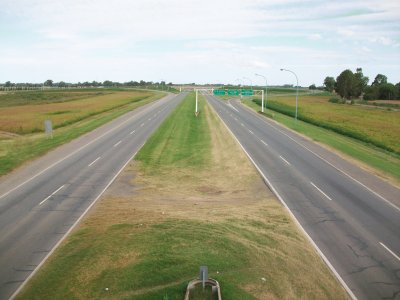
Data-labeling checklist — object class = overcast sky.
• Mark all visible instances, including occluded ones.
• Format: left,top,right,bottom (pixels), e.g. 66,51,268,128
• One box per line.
1,0,399,86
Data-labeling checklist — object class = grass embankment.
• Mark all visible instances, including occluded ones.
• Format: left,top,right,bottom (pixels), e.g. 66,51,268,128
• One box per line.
0,90,164,175
243,97,400,182
18,93,348,299
252,95,400,155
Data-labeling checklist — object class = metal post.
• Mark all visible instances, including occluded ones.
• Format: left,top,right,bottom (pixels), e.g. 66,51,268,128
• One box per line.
261,89,264,113
280,68,299,121
195,89,198,115
255,73,268,113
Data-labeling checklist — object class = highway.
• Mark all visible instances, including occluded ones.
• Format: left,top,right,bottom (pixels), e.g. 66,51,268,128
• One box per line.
0,92,185,299
206,95,400,300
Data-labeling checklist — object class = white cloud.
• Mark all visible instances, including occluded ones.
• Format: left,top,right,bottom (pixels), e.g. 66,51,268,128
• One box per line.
0,0,399,84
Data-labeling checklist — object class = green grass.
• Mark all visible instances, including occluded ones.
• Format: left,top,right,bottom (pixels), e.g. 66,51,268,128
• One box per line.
0,92,164,176
18,93,348,300
252,95,400,154
136,92,211,172
244,99,400,181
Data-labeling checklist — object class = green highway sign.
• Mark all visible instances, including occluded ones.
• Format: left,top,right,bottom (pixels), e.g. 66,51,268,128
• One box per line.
213,89,226,95
241,89,253,96
228,89,240,95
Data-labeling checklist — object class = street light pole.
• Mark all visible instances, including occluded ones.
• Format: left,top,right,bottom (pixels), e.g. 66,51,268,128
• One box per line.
255,73,268,113
280,68,299,121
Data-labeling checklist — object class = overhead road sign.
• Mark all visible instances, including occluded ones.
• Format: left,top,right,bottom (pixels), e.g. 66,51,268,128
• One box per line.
241,89,253,96
213,89,226,95
228,90,240,95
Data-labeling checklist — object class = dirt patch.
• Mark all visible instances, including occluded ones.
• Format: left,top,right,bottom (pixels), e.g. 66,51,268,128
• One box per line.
86,100,276,227
0,130,21,138
368,100,400,104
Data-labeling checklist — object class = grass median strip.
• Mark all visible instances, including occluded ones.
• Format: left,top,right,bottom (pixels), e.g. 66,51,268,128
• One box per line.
18,92,348,299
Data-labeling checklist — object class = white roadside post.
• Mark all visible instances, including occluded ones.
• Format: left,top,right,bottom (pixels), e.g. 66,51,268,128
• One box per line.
195,89,198,115
261,89,264,113
255,73,268,113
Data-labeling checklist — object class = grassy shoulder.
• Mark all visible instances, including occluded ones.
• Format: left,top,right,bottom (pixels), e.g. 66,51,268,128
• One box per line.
0,91,165,176
18,92,348,299
242,98,400,183
252,95,400,155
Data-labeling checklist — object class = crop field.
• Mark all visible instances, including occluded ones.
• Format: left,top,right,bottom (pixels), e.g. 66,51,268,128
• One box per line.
0,89,112,107
0,89,162,175
253,95,400,154
0,90,151,134
18,93,347,299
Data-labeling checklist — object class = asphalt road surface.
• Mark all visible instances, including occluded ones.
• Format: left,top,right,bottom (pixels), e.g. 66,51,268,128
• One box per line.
206,95,400,300
0,92,186,299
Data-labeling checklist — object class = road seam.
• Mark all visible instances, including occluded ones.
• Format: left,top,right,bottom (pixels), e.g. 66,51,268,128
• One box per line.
207,96,357,300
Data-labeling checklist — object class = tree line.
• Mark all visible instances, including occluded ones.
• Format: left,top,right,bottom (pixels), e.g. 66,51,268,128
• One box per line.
1,80,173,89
323,68,400,100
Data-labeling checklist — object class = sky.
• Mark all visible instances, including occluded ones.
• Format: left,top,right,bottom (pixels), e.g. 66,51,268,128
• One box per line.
1,0,399,86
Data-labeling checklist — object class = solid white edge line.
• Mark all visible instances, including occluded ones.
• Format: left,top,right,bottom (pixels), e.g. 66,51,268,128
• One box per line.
0,94,174,201
39,185,65,206
10,144,146,300
207,96,357,300
310,182,332,201
237,100,400,213
113,140,122,147
279,155,291,166
88,157,101,167
9,92,185,299
379,242,400,261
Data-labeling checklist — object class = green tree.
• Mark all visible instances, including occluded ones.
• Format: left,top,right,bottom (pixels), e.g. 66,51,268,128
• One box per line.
323,76,336,92
378,83,396,100
103,80,113,87
353,68,368,98
309,84,317,90
5,81,12,87
372,74,388,86
58,81,66,88
336,70,354,99
44,79,53,86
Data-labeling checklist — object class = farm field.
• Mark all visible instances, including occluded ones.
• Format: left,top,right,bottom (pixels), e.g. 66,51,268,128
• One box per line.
18,93,348,299
0,90,151,134
242,96,400,182
0,89,163,175
253,94,400,155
